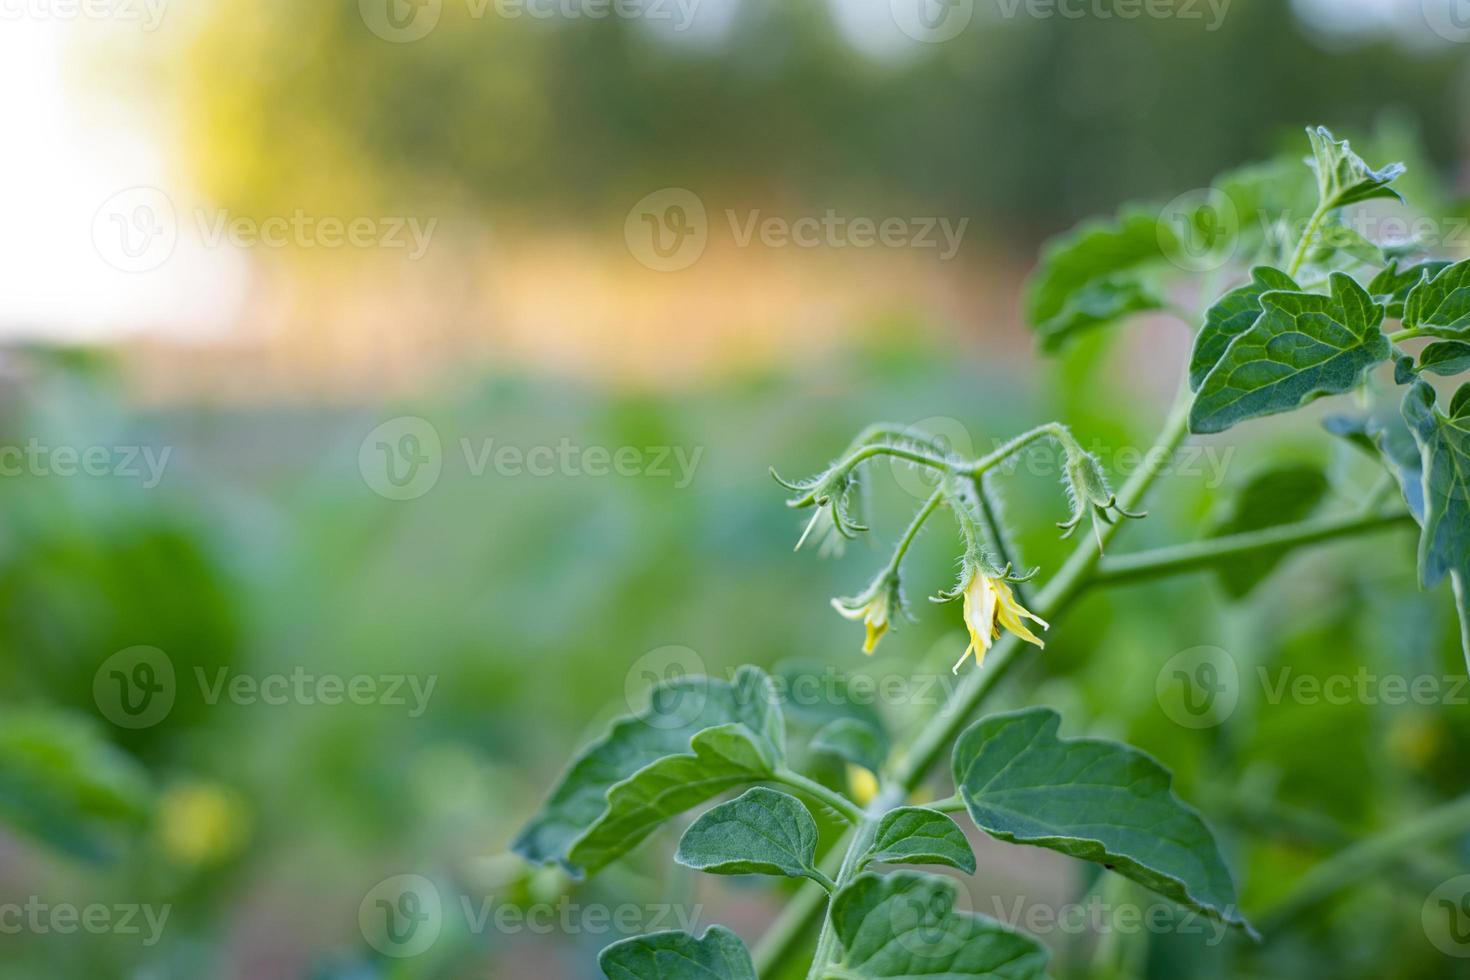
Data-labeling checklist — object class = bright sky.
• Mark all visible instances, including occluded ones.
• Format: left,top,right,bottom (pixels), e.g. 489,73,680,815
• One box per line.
0,0,1441,344
0,16,246,343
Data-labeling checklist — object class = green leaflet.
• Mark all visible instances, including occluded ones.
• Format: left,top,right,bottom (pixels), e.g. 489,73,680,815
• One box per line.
513,666,784,875
1401,381,1470,671
1370,260,1451,320
0,710,150,863
1306,126,1405,210
1419,341,1470,377
951,708,1252,935
568,720,784,875
1188,267,1300,391
1205,464,1330,598
1323,413,1425,522
827,872,1048,980
1023,210,1169,351
811,718,889,775
1190,273,1390,435
858,807,976,874
1403,258,1470,334
599,925,757,980
675,787,828,886
1401,381,1470,590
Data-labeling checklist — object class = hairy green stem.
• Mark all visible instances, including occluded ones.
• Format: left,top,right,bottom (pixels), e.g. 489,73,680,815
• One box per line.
884,489,943,576
1089,508,1414,588
1287,203,1330,278
1258,793,1470,934
969,422,1074,477
803,784,904,979
775,768,866,825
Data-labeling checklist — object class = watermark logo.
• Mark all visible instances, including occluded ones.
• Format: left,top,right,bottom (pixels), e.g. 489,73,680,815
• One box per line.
624,645,709,729
1424,875,1470,957
360,0,442,41
1158,187,1240,273
92,187,177,274
888,416,973,503
93,646,176,730
891,0,974,43
625,188,708,272
360,875,443,958
360,417,444,500
1156,646,1238,729
1423,0,1470,43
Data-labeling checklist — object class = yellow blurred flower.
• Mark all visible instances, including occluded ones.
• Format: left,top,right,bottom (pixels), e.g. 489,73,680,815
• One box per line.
156,781,250,867
846,764,879,807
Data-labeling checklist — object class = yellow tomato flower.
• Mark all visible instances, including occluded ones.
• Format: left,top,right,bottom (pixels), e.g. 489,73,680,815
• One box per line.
832,589,891,655
953,569,1048,672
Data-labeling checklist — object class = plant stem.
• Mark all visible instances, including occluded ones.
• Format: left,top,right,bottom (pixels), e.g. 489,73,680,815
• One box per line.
883,489,943,576
1257,793,1470,935
969,422,1071,477
1088,508,1414,588
775,768,866,824
922,794,966,813
1287,203,1329,278
1387,327,1455,344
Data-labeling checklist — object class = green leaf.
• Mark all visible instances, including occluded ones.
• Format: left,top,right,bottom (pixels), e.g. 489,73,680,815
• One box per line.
675,787,827,886
858,807,976,873
1190,272,1390,435
599,925,757,980
952,708,1252,935
827,871,1048,980
0,711,150,863
1324,413,1425,522
1188,267,1300,391
513,666,784,875
811,718,889,775
1023,210,1170,351
1403,258,1470,334
1306,126,1405,210
1370,260,1451,320
1401,381,1470,589
568,717,785,876
1205,464,1330,597
1419,341,1470,377
1402,381,1470,671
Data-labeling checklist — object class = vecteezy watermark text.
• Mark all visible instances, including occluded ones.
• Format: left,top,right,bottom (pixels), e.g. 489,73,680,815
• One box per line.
624,189,970,271
0,898,170,947
92,187,437,273
0,0,167,29
0,440,171,487
359,874,702,958
358,417,705,500
93,646,436,729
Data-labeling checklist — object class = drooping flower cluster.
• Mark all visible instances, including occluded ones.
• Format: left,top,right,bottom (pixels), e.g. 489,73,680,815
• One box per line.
777,421,1143,667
